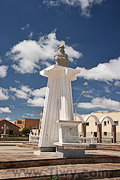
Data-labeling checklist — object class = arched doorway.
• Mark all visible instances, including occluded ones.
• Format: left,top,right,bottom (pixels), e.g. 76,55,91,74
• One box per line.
9,130,13,135
100,116,116,143
84,115,101,143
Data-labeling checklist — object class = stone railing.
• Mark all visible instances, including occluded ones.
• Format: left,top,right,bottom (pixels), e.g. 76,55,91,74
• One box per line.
102,136,113,143
29,134,39,143
79,136,98,144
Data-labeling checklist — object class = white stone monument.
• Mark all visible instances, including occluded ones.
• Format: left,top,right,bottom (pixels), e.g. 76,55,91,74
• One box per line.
1,124,9,139
38,45,89,157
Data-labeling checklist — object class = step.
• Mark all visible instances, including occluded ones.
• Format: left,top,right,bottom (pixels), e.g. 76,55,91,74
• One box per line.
16,142,39,150
0,163,120,179
17,142,97,151
96,144,120,151
1,156,120,169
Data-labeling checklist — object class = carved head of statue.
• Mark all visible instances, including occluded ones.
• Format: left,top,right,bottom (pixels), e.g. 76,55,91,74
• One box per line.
58,44,65,53
54,44,69,67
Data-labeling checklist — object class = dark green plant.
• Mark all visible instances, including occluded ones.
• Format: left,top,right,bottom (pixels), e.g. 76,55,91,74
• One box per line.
22,127,30,136
51,175,59,180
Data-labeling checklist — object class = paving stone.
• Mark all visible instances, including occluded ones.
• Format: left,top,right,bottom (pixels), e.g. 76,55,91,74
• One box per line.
0,163,120,179
0,143,120,179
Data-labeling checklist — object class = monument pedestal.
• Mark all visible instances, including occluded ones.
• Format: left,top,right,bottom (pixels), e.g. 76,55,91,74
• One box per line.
54,120,88,158
56,120,81,143
40,147,56,152
54,142,86,158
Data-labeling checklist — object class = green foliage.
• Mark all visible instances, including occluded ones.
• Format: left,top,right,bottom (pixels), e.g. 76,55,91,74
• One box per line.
51,175,59,180
22,127,30,136
8,136,28,139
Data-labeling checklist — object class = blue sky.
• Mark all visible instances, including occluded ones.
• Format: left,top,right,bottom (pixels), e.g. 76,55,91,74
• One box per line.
0,0,120,121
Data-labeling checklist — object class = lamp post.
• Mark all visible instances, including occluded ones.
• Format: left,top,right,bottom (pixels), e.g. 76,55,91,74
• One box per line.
75,91,86,120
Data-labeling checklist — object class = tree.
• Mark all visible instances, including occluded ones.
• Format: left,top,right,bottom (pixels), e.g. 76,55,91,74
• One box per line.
22,127,30,136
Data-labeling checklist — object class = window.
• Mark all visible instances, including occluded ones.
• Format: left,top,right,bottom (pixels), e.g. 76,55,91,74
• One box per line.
108,121,109,124
104,121,106,126
22,121,24,124
15,122,16,124
94,132,97,137
18,121,22,124
114,121,119,126
95,122,97,126
104,132,107,136
86,122,89,126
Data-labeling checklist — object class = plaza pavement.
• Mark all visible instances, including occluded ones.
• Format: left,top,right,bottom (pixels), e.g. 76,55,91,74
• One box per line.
0,143,120,162
0,143,120,179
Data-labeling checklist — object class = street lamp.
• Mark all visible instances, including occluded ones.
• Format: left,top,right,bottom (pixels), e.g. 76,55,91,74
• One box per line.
75,91,86,120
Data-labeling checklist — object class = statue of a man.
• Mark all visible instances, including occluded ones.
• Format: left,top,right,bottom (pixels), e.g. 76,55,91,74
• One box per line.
54,45,69,67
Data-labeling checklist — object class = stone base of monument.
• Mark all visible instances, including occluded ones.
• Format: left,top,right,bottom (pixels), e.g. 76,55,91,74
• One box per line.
54,120,89,158
40,147,56,152
1,134,9,139
56,120,81,143
34,151,55,156
54,142,87,158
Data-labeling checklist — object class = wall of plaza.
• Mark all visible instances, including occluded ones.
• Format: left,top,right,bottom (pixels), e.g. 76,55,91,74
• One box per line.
75,111,120,142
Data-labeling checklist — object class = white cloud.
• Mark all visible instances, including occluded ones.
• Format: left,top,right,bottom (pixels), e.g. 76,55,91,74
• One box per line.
7,31,82,74
78,97,120,111
105,81,112,86
116,91,120,95
27,97,45,107
65,46,81,62
114,81,120,87
23,113,34,117
77,57,120,82
83,82,88,86
104,86,110,93
5,117,11,121
10,87,28,99
43,0,60,7
0,58,2,64
15,80,20,84
84,89,94,98
27,87,46,107
28,32,33,38
0,65,8,78
43,0,104,17
0,88,9,101
21,85,31,93
0,107,11,113
10,85,46,107
21,24,30,30
31,87,46,97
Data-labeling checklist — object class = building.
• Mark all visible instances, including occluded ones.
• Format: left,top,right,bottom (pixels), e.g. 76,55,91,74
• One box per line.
40,109,43,129
0,119,20,136
14,118,40,132
76,111,120,143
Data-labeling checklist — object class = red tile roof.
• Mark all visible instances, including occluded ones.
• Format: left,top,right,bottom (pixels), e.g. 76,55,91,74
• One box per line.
0,119,20,128
0,119,5,121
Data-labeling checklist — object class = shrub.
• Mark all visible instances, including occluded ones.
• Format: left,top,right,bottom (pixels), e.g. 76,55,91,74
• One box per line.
22,127,30,136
